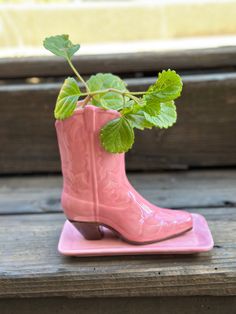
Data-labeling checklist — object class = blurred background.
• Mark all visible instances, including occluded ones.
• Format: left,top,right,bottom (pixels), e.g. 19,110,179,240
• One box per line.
1,0,236,57
1,0,236,174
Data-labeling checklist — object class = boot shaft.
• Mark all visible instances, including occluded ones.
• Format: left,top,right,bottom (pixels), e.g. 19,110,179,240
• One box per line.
55,104,126,203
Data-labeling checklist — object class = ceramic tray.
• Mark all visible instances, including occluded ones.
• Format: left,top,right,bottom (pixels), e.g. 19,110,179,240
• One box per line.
58,213,214,257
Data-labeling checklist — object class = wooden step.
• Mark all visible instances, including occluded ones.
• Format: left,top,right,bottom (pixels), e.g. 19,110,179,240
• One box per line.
0,169,236,314
1,49,236,174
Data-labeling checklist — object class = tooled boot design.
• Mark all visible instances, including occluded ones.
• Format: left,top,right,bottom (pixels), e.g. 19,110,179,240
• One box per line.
56,104,193,244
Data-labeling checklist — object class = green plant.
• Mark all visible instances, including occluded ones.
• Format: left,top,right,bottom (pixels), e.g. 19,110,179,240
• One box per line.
43,34,183,153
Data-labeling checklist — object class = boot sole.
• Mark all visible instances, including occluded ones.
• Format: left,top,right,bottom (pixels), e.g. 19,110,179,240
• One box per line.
70,220,193,246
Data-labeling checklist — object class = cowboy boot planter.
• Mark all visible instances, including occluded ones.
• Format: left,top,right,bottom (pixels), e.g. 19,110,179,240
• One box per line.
44,35,213,254
56,104,193,245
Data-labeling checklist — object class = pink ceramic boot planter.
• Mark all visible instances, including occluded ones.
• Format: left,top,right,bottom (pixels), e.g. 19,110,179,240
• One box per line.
44,35,213,252
56,104,193,245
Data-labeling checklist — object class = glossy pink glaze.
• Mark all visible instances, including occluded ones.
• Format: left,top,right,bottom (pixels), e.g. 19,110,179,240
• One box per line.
58,214,214,256
56,104,193,244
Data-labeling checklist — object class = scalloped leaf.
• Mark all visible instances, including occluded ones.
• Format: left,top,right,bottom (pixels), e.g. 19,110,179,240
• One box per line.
146,69,183,102
87,73,127,110
144,101,177,129
125,111,153,130
43,34,80,59
100,117,134,153
54,77,81,120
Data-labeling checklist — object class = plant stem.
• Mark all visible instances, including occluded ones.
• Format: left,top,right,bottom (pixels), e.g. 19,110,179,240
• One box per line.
67,58,90,92
127,91,146,96
128,94,141,103
80,88,146,98
82,95,91,107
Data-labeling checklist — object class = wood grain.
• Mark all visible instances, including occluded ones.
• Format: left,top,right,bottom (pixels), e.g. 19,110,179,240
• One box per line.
0,208,235,298
0,170,236,299
1,72,236,173
1,46,236,79
1,296,236,314
0,170,236,215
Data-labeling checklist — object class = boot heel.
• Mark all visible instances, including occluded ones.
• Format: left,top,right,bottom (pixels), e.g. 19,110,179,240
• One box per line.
70,221,103,240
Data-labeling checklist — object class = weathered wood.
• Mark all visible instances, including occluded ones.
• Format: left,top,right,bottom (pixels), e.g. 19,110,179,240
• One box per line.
1,46,236,79
0,208,235,298
1,296,236,314
1,170,236,215
0,170,235,302
1,72,236,173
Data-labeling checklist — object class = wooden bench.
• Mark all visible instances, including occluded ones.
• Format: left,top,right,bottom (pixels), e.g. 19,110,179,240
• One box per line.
1,47,236,313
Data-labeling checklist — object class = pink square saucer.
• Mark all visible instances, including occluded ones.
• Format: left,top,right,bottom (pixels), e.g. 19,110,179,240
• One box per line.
58,213,214,256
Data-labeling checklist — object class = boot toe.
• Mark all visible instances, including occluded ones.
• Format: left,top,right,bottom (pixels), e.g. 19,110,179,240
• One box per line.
172,209,193,234
143,208,193,243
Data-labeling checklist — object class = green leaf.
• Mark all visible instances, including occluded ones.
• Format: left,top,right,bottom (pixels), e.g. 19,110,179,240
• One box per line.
121,102,140,115
43,34,80,60
125,111,153,130
100,117,134,153
123,99,135,109
54,77,81,120
121,96,146,115
143,101,177,129
87,73,127,110
146,69,183,102
142,98,161,116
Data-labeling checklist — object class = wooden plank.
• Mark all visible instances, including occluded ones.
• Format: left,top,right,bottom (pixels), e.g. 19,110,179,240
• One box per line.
129,72,236,170
1,72,236,173
0,208,236,298
1,170,236,215
1,46,236,79
1,296,236,314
